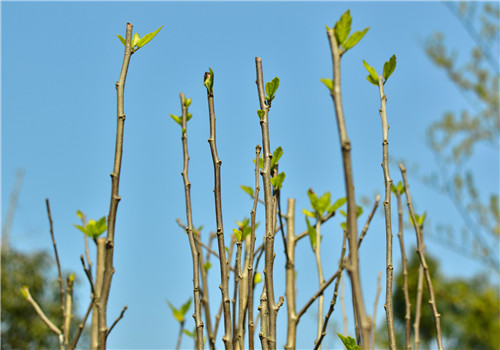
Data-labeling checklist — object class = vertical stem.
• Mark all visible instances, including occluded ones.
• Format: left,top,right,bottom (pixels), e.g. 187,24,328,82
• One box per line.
204,70,233,350
284,198,297,350
197,242,215,350
314,220,325,350
258,287,269,350
255,57,277,349
99,22,133,349
400,164,443,350
396,189,412,350
248,145,261,350
63,275,75,349
91,238,105,350
377,77,397,350
326,28,371,347
371,271,382,350
414,263,424,350
179,92,204,349
340,275,348,337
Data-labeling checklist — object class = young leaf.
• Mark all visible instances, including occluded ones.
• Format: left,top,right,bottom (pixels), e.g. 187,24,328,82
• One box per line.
306,217,317,249
233,229,243,241
131,32,140,48
363,60,379,85
271,146,284,170
316,191,331,215
383,54,397,82
252,157,264,170
320,78,334,91
334,10,352,46
265,77,280,104
343,27,369,51
73,224,86,235
180,298,192,315
328,197,347,213
204,261,212,272
337,333,362,350
184,98,192,107
76,210,84,220
183,329,195,338
204,67,214,93
116,34,126,46
240,185,254,197
186,113,193,121
302,209,315,218
257,109,265,119
167,300,190,323
136,25,164,49
271,172,286,191
357,205,364,218
170,114,182,125
254,272,263,284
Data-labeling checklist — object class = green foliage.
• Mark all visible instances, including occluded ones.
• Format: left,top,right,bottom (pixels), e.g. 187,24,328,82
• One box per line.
305,217,318,249
320,78,333,91
203,261,212,272
117,25,163,52
240,185,254,197
265,77,280,105
1,247,88,349
303,188,346,222
271,146,283,170
204,67,214,93
271,172,286,191
166,298,192,323
337,333,362,350
409,211,426,228
73,211,107,239
254,272,263,284
234,217,258,241
257,109,265,119
391,181,405,195
363,55,397,86
332,10,369,54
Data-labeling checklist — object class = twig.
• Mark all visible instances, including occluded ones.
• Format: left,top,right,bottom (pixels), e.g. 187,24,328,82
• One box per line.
296,211,336,243
106,305,128,339
258,288,269,350
80,255,95,295
204,68,233,350
326,27,371,347
313,228,348,350
357,194,381,248
248,145,261,350
284,198,297,350
395,187,412,350
371,271,383,350
400,164,443,350
178,92,204,349
63,274,75,349
22,287,64,350
176,218,219,259
414,261,424,350
45,198,66,326
70,297,94,350
340,274,348,337
99,22,134,349
255,57,278,349
313,219,326,350
175,321,185,350
92,238,105,350
377,76,397,350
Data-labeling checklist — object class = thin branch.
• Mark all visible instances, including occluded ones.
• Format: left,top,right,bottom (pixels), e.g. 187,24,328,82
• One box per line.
340,275,348,337
296,211,336,243
63,275,75,349
178,92,204,349
106,305,128,339
255,57,278,349
248,145,261,350
400,164,443,350
80,255,95,295
371,271,383,350
377,76,397,350
258,288,269,350
284,198,297,350
45,198,66,325
396,188,412,350
70,297,94,350
414,262,424,350
176,218,220,259
313,219,325,350
92,238,105,350
99,22,134,349
204,68,233,350
313,228,348,350
326,27,371,347
175,321,185,350
358,194,381,248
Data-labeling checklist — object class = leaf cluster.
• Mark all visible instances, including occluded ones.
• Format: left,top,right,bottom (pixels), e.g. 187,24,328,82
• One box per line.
337,333,362,350
204,67,214,94
117,25,163,53
363,54,397,86
233,217,259,242
73,210,107,239
166,298,192,324
330,10,369,55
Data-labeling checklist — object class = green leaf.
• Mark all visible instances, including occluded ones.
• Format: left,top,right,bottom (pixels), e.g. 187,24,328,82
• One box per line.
306,217,317,249
320,78,333,91
417,211,427,226
328,197,347,213
252,157,264,170
254,272,263,284
265,77,280,104
343,27,369,51
180,298,192,315
339,210,347,217
73,224,86,235
383,54,397,82
317,191,331,215
183,329,195,338
271,146,284,170
357,205,363,218
184,98,192,107
204,67,214,93
391,181,404,195
337,333,362,350
167,299,191,323
233,229,243,241
340,222,347,230
116,34,126,46
20,286,29,298
186,113,193,121
271,172,286,191
131,32,140,47
257,109,265,119
363,60,379,85
302,209,315,218
170,114,182,125
240,185,254,197
334,10,352,46
76,210,84,220
307,189,319,212
204,261,212,272
136,25,164,48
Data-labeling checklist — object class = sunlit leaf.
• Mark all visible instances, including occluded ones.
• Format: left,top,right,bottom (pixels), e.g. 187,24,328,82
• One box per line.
184,98,192,107
170,114,182,125
302,209,315,218
254,272,263,284
241,185,254,197
328,197,347,213
233,229,243,241
334,10,352,46
131,33,140,48
271,172,286,191
116,34,126,46
383,54,397,82
271,146,284,170
306,217,317,249
265,77,280,104
343,27,369,51
320,78,333,90
257,109,265,119
363,60,379,85
136,25,164,49
337,333,362,350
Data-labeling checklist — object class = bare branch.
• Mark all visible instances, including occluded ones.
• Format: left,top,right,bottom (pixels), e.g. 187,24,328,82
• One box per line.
371,271,383,350
106,305,128,339
358,194,381,248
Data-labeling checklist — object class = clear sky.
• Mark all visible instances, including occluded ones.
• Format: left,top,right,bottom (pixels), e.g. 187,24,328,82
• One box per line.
2,1,498,349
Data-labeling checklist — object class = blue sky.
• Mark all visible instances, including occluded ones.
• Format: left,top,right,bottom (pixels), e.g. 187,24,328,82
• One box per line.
2,1,498,349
